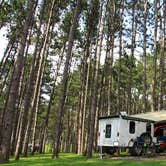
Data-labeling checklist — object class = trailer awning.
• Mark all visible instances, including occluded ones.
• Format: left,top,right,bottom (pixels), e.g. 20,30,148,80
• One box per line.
131,110,166,122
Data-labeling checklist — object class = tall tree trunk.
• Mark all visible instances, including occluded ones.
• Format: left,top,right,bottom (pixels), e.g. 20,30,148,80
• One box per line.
80,56,91,154
31,63,44,156
77,0,100,154
127,1,137,115
10,71,26,155
86,2,105,157
39,46,65,154
77,22,91,156
117,0,124,114
142,0,147,113
107,0,115,115
158,1,165,111
29,75,43,156
10,20,33,155
0,0,37,163
151,0,158,112
77,67,85,154
14,2,47,160
95,35,110,150
52,0,81,159
64,109,71,152
22,13,54,157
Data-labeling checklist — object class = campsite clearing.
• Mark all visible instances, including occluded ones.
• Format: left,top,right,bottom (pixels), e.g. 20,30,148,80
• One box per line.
1,153,166,166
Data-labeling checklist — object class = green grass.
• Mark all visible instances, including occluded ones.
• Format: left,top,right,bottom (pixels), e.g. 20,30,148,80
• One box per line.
1,153,166,166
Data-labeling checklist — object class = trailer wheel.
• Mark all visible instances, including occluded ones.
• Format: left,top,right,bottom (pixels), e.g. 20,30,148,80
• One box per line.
130,142,143,156
140,132,152,145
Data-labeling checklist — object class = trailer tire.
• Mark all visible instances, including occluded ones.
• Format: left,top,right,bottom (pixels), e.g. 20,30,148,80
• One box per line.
140,132,152,145
130,142,143,156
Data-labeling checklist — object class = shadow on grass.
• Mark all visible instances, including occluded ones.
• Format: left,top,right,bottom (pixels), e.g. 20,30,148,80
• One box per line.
0,153,166,166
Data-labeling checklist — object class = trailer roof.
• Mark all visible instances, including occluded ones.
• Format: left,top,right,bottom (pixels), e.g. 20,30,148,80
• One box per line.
131,110,166,122
99,115,155,123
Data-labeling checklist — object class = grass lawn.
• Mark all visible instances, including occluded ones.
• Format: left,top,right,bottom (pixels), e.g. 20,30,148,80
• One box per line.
1,153,166,166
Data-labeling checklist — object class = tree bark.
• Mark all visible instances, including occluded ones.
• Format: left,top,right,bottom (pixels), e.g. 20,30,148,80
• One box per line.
86,2,105,157
151,0,158,112
142,0,147,113
117,0,124,114
10,20,33,155
158,1,165,111
14,1,47,160
22,8,55,156
107,0,115,115
77,0,100,154
127,1,137,115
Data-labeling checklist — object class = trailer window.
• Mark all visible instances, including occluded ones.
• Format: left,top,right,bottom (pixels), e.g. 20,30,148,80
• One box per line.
105,124,111,138
129,121,135,134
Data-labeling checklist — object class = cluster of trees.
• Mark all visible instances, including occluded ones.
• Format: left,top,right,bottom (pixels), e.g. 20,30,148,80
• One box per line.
0,0,165,163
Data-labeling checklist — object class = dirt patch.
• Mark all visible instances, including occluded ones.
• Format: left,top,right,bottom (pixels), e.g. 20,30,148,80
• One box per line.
102,153,166,161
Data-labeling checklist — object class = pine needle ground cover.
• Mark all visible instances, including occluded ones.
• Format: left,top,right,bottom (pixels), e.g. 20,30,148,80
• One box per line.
1,153,166,166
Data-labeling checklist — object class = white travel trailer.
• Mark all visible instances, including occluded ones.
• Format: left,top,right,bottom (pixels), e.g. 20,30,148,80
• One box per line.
98,112,157,156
